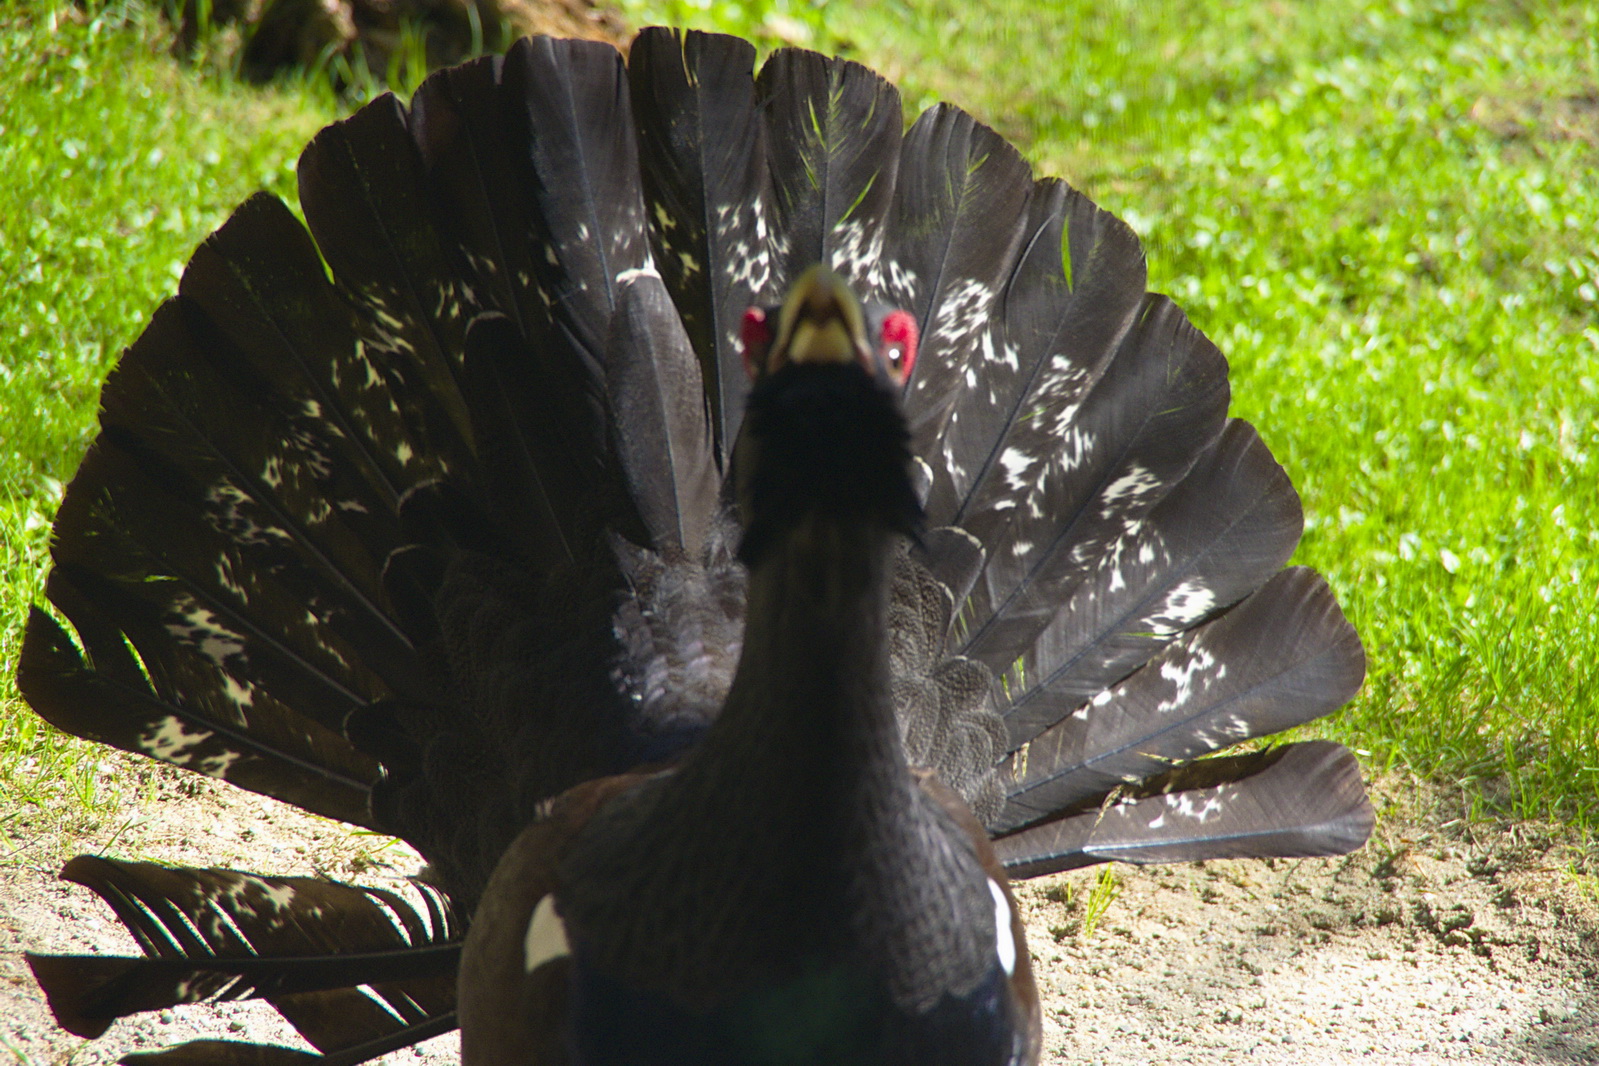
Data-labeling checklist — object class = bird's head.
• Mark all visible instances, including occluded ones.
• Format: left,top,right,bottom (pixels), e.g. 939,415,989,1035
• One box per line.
739,264,919,386
733,266,924,567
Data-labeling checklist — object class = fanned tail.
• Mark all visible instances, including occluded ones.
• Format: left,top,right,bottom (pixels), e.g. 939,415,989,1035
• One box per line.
17,26,1373,1063
892,131,1372,866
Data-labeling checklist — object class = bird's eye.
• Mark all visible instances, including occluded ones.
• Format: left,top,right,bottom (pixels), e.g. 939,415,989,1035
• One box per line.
878,310,919,386
740,307,772,380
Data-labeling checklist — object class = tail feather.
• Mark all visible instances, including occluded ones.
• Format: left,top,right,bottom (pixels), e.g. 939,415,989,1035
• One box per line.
607,275,720,558
27,950,458,1040
628,28,769,462
928,179,1147,533
502,37,654,363
51,434,417,717
757,46,903,295
26,858,456,1043
993,741,1374,877
19,607,377,827
960,295,1231,670
407,55,538,341
997,418,1304,749
125,1042,327,1066
180,193,415,515
121,1019,459,1066
298,95,478,458
454,312,583,563
887,105,1033,459
994,567,1366,833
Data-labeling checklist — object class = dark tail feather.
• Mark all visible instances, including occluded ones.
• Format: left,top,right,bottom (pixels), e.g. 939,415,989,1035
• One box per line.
757,46,902,294
297,93,477,448
607,275,719,559
454,312,582,565
125,1043,327,1066
887,104,1033,460
959,296,1232,671
994,741,1374,878
927,179,1148,536
995,418,1305,750
628,27,769,463
26,857,456,1053
877,134,1371,860
501,37,654,361
994,566,1366,833
27,948,458,1040
406,54,535,340
18,607,378,828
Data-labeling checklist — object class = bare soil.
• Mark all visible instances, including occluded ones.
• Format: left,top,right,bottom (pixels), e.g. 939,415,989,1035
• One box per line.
3,766,1595,1065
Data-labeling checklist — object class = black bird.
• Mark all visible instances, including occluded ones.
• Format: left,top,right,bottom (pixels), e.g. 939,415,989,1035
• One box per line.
18,28,1372,1066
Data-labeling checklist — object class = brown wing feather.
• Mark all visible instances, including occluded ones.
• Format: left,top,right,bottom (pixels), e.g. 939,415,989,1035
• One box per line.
913,769,1042,1062
458,773,651,1066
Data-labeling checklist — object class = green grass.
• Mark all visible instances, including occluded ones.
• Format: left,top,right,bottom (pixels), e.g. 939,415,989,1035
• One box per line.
3,0,1597,840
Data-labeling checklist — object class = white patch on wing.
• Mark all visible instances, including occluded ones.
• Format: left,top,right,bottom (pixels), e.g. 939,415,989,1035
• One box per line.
524,894,570,974
988,878,1016,977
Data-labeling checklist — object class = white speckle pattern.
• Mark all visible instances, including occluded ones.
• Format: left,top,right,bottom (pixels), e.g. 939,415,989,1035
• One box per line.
220,674,256,710
928,278,992,363
166,604,248,667
258,882,296,913
213,557,247,598
1149,579,1220,636
830,217,885,293
1155,643,1222,715
204,483,289,547
999,447,1036,491
884,257,918,303
615,266,661,285
1158,787,1225,825
715,197,776,299
140,716,214,766
197,749,241,777
1098,463,1161,519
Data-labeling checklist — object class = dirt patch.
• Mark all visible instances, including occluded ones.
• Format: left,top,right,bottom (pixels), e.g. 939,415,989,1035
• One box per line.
1014,784,1599,1065
1470,90,1599,149
3,767,1595,1065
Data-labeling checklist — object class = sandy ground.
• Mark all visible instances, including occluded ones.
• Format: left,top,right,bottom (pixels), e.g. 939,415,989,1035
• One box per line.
2,763,1595,1066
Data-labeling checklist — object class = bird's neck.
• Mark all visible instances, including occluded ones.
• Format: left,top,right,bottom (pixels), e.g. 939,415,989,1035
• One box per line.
687,515,911,835
558,512,998,1009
